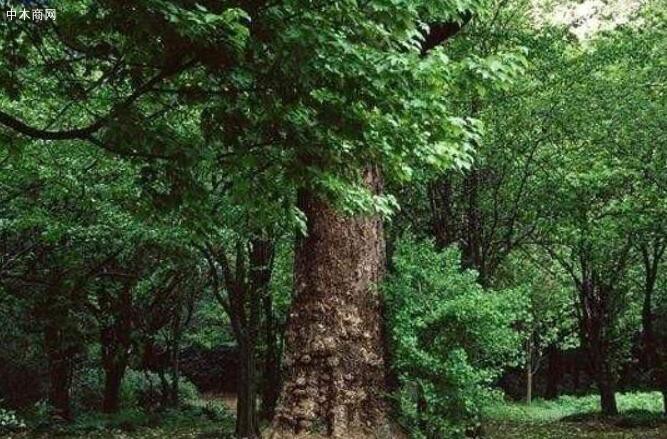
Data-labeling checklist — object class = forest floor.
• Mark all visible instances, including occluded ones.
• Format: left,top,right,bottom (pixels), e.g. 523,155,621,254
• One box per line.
5,392,666,438
4,397,236,439
485,392,667,438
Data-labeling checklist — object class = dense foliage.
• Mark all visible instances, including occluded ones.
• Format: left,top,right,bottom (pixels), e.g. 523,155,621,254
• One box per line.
0,0,665,437
386,239,526,438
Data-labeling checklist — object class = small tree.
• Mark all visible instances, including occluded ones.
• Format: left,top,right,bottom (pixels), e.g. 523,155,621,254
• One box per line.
385,238,525,438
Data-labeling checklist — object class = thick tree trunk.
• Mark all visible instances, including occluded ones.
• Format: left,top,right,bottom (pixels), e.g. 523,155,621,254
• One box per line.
268,168,395,438
597,374,618,416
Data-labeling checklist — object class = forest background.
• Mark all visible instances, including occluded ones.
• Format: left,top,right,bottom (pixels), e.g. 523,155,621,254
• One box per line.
0,0,665,438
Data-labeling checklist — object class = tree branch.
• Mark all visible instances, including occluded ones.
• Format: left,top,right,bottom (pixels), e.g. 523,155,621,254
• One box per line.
0,59,197,144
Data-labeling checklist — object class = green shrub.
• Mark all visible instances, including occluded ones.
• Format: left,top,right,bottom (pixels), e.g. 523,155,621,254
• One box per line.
73,367,105,411
30,400,55,429
385,238,526,438
0,406,26,434
31,402,235,436
62,408,153,434
73,367,200,411
126,369,200,408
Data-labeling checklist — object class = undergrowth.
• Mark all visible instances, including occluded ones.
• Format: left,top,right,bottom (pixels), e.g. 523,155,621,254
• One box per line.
485,391,665,427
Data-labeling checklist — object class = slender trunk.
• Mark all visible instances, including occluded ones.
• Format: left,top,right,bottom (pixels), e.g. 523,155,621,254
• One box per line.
417,386,428,433
170,362,180,406
428,176,456,250
268,167,394,438
591,348,618,416
662,389,666,415
640,242,664,372
235,238,272,438
45,322,73,421
102,363,126,413
100,325,130,413
579,279,618,416
591,340,618,416
598,374,618,416
170,325,181,407
463,171,481,273
526,337,533,405
641,270,657,371
261,292,281,421
237,339,259,438
158,370,170,405
141,338,156,370
209,236,262,437
100,285,133,413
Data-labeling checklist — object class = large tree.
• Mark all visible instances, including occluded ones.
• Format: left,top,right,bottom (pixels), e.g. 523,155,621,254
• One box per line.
0,1,525,435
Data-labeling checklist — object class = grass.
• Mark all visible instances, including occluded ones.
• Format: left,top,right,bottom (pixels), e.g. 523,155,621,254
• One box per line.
484,392,667,439
485,392,665,422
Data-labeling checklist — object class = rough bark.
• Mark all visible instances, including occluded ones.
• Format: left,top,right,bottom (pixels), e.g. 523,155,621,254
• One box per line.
267,168,396,438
